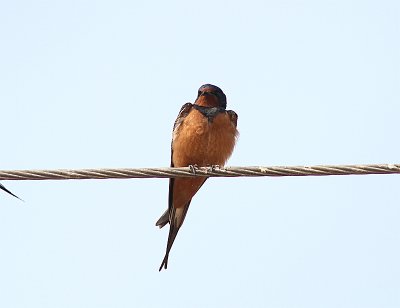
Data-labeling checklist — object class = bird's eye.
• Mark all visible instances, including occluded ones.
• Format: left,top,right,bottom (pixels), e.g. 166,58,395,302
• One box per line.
198,91,202,96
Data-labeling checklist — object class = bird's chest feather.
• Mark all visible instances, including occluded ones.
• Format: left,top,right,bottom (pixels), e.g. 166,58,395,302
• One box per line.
172,109,237,166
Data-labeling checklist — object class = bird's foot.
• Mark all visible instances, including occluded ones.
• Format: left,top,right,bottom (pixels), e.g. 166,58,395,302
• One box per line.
189,164,199,175
207,165,221,172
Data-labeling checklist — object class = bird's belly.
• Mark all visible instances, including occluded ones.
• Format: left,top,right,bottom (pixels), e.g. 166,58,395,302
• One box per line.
172,111,238,167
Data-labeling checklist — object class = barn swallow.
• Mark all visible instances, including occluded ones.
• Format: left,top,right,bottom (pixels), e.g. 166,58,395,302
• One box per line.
0,183,20,199
156,84,238,271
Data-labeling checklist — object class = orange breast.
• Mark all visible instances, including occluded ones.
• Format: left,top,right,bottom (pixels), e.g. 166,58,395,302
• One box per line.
172,109,238,167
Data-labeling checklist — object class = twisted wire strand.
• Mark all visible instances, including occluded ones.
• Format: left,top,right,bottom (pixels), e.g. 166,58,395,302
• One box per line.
0,164,399,181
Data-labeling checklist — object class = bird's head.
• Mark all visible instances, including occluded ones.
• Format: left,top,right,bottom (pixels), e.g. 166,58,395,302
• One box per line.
195,84,227,109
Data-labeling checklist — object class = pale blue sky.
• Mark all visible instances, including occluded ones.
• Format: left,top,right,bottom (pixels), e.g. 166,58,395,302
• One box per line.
1,0,399,307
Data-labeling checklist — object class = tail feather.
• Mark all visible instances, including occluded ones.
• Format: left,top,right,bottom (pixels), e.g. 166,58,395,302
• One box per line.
0,183,21,200
155,209,169,228
159,253,169,271
158,201,193,271
159,220,180,271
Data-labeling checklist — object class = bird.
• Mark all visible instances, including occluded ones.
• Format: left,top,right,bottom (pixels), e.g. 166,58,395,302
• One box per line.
0,183,20,200
156,84,238,271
